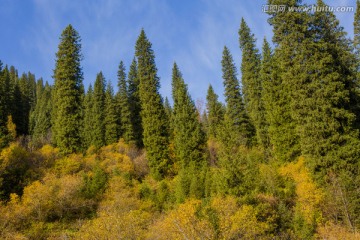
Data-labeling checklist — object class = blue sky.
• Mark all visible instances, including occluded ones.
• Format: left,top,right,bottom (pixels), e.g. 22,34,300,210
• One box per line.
0,0,356,104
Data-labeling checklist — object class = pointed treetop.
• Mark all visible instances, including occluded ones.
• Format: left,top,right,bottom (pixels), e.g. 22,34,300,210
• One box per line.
117,60,127,91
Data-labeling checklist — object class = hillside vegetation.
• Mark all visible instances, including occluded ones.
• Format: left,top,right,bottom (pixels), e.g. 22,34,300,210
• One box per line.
1,0,360,239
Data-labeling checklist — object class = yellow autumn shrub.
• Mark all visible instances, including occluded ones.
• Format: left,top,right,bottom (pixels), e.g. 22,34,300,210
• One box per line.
317,221,360,240
210,196,271,239
279,156,324,225
53,154,82,176
76,175,152,239
147,199,215,239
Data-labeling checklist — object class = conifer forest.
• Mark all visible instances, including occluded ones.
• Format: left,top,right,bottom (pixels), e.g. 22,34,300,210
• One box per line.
1,0,360,239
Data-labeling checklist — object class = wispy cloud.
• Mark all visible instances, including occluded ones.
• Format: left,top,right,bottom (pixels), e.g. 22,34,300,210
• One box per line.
1,0,356,103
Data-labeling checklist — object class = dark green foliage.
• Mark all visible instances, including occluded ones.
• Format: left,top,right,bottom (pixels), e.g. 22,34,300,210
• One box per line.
0,66,11,148
296,0,360,228
265,0,304,162
267,0,360,230
17,73,37,135
92,72,106,148
127,58,143,147
258,38,272,151
0,67,12,128
175,161,208,203
135,29,169,179
164,97,173,139
239,19,268,149
83,85,95,149
81,167,108,199
221,46,254,147
104,83,118,145
117,61,134,144
293,0,358,170
52,24,84,154
30,82,52,143
206,85,224,139
171,63,205,168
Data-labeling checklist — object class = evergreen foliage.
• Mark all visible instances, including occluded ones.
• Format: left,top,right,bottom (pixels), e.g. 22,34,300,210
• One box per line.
239,18,268,148
117,61,134,144
127,58,143,147
83,85,95,149
135,29,170,179
30,82,52,143
221,46,254,147
266,0,304,162
171,63,206,168
205,85,224,139
52,24,84,154
104,82,119,145
92,72,106,148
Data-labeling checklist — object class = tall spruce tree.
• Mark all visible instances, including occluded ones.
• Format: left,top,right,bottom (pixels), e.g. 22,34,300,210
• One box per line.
0,67,12,128
127,58,143,147
16,72,36,135
353,0,360,128
259,38,272,151
52,24,84,154
221,46,254,147
206,84,224,139
117,61,134,144
0,65,9,147
104,82,118,145
164,96,173,139
239,19,268,148
266,0,305,162
83,85,95,149
30,82,52,143
294,0,360,228
92,72,106,148
135,29,169,179
171,63,205,168
29,79,44,136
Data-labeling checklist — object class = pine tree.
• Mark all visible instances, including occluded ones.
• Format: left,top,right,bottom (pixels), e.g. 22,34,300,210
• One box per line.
164,96,173,138
259,38,272,151
16,72,36,135
266,0,305,162
30,82,52,143
83,85,95,149
206,84,224,139
0,67,12,128
29,78,44,134
239,18,268,148
92,72,106,148
117,61,134,144
221,46,254,147
12,80,23,136
104,82,118,145
135,29,169,179
127,58,143,147
52,24,84,154
171,63,205,168
294,0,360,228
353,0,360,128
